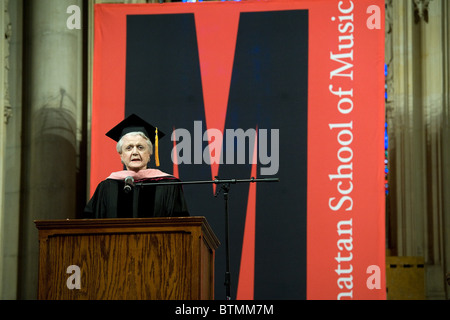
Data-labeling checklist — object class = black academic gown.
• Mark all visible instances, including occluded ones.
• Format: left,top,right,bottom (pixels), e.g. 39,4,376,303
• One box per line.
84,174,189,219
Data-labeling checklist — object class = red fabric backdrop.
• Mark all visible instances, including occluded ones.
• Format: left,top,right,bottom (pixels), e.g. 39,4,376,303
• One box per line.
92,0,385,300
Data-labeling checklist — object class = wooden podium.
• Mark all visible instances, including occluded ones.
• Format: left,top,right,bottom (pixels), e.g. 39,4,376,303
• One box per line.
35,216,220,300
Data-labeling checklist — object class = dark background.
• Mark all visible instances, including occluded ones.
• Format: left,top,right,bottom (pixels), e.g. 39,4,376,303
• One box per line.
125,10,308,299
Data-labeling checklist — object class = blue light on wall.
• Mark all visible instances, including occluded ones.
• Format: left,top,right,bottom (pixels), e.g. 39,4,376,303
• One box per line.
385,64,389,195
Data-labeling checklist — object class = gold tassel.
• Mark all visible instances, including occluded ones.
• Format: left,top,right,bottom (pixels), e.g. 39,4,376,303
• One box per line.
155,127,160,167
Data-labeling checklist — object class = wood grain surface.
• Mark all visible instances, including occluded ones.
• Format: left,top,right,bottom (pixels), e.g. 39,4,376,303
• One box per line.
36,217,219,300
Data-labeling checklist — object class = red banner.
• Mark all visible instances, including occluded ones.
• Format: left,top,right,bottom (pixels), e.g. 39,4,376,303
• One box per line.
92,0,385,300
306,0,385,300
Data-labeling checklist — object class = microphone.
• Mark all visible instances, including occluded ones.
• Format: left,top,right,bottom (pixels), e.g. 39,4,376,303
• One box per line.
123,176,134,193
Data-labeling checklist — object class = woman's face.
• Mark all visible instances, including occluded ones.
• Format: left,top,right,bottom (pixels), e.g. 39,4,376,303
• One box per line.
119,134,151,172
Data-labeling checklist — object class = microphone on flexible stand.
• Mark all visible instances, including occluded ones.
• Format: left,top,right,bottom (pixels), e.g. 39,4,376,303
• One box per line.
123,176,134,193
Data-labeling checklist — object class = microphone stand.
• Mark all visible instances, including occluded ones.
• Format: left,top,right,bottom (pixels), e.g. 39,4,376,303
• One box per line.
134,176,279,300
216,182,231,300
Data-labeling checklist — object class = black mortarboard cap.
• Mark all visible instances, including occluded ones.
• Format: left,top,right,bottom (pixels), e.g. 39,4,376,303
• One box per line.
105,113,165,143
106,113,165,166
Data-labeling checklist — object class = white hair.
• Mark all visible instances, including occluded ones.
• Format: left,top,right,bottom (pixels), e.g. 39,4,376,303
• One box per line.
116,131,153,155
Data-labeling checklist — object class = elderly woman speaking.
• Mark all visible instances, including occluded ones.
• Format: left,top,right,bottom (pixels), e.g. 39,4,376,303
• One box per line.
84,114,189,219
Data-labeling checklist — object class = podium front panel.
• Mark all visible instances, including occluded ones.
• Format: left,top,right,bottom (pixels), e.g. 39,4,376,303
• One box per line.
35,217,219,300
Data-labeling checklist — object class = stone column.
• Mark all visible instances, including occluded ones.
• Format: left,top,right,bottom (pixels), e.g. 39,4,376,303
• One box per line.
420,0,450,300
442,0,450,300
19,0,82,299
0,0,10,299
388,0,427,258
0,0,23,300
387,0,450,299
